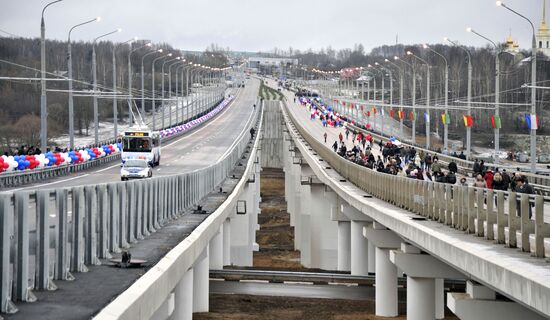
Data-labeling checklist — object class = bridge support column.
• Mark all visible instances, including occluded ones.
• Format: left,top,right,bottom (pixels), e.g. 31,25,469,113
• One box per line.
447,281,547,320
337,221,351,271
391,243,464,320
209,227,223,270
223,218,231,266
193,248,209,313
309,184,338,270
173,268,194,320
350,220,369,276
363,222,402,317
230,183,253,266
151,292,174,320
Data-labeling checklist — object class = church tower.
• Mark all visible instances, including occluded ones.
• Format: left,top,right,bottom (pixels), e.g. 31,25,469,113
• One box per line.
537,0,550,56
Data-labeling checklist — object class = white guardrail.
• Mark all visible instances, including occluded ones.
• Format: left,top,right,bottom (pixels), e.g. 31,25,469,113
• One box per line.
0,91,226,189
0,98,262,315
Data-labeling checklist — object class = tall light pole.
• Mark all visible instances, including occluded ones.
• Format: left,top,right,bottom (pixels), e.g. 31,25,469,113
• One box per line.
467,27,501,165
40,0,63,151
128,42,152,126
497,0,538,172
67,17,100,150
423,44,449,152
394,56,416,144
168,58,183,126
152,52,172,130
92,28,121,145
385,58,404,138
141,49,162,124
113,37,137,141
445,37,472,159
407,51,431,149
376,62,394,136
161,56,180,128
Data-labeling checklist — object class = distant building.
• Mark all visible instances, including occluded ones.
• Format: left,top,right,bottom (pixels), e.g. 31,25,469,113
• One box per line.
248,57,298,75
537,0,550,56
504,34,519,52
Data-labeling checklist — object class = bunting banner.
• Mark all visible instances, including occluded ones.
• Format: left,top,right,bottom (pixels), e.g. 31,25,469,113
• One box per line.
490,115,501,129
380,108,385,116
409,111,416,121
361,105,364,111
390,109,395,118
424,112,430,123
372,107,377,115
350,103,354,109
463,115,474,127
525,113,539,130
366,111,371,117
398,111,405,120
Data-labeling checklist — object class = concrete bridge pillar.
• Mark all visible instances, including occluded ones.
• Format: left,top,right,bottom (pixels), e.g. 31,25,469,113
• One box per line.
151,292,174,320
337,221,351,271
209,227,223,270
350,220,369,276
193,248,209,313
296,164,314,268
229,182,254,266
363,222,402,317
173,268,194,320
391,243,465,320
223,218,231,266
309,184,338,270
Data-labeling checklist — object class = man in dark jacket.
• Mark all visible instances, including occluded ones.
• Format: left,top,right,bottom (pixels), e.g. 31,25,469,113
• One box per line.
448,161,458,174
515,176,534,218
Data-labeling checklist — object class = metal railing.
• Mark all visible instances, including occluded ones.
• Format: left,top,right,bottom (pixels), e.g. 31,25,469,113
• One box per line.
283,102,550,260
0,99,261,314
0,90,227,189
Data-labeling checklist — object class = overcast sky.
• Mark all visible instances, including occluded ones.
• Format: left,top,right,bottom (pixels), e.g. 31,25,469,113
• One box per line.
0,0,543,53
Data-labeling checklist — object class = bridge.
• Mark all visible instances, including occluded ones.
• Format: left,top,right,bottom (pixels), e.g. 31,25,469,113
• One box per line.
0,76,548,320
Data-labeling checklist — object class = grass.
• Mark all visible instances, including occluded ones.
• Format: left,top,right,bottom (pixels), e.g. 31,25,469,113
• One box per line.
259,80,284,101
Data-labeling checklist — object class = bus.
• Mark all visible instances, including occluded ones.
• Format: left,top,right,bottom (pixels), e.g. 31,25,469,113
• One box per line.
121,126,161,166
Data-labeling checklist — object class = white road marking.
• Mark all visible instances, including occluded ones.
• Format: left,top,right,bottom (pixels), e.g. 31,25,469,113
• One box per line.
95,163,120,173
10,174,91,191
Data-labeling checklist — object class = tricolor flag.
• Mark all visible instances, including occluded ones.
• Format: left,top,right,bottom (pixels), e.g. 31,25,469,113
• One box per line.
525,113,539,130
380,108,385,116
372,107,377,115
390,109,395,118
424,112,430,123
490,115,501,129
463,115,474,127
409,111,416,121
398,111,405,120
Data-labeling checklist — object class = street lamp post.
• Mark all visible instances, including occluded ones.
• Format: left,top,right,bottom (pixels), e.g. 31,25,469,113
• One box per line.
407,51,431,149
163,57,181,128
467,27,502,164
445,37,472,160
394,56,416,144
152,53,172,130
497,1,538,172
141,49,162,126
385,58,404,138
40,0,63,151
128,42,152,125
67,17,100,150
376,62,394,136
423,44,449,152
92,28,121,145
112,37,137,141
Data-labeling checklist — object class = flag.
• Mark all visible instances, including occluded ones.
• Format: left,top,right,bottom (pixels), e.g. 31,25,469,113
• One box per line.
463,115,474,127
409,111,416,121
361,105,364,111
380,108,385,116
424,112,430,123
398,111,405,120
490,115,501,129
441,112,450,125
350,103,354,109
525,113,539,130
366,111,371,117
390,110,395,118
372,107,377,115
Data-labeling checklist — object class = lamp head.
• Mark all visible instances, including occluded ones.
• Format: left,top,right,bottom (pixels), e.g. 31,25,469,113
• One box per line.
167,53,173,57
393,56,399,60
384,58,389,62
367,64,372,67
496,1,503,6
406,51,412,55
117,28,122,33
374,62,380,66
422,44,429,49
157,49,163,53
443,37,449,42
146,42,152,47
133,36,139,41
96,16,101,22
466,27,472,33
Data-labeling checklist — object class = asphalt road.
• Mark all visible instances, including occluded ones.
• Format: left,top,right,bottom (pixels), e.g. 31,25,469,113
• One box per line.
7,79,260,192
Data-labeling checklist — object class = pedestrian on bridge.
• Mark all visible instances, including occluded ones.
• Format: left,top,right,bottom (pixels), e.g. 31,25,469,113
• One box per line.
323,132,327,143
332,141,338,152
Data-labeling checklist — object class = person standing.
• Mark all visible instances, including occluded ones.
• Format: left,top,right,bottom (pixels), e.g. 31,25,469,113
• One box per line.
323,132,327,143
515,176,534,218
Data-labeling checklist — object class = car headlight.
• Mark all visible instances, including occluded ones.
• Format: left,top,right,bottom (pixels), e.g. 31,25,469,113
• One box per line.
139,169,148,176
121,169,129,175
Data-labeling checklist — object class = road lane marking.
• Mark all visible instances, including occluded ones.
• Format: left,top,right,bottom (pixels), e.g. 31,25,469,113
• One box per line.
10,174,91,191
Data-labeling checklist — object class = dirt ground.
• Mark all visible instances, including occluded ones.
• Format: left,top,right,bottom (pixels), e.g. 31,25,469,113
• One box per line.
202,168,457,319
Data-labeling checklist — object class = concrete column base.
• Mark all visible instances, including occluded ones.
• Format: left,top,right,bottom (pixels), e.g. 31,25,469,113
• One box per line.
173,268,193,320
350,221,369,276
375,247,398,317
209,228,223,270
193,248,209,313
337,221,351,271
408,276,435,320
